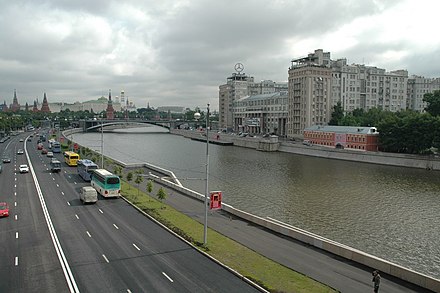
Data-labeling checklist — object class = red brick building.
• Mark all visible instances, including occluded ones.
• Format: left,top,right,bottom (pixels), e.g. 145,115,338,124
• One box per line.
303,125,379,151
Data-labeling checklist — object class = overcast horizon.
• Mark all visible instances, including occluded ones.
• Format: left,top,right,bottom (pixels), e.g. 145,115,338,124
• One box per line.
1,0,439,111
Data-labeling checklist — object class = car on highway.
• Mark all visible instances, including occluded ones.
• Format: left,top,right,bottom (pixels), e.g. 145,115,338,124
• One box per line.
17,149,24,155
46,151,53,158
37,143,43,150
19,164,29,173
41,148,48,155
0,202,9,217
2,157,11,163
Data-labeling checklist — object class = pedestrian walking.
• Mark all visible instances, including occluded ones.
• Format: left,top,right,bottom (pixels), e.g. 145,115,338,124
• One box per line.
372,270,381,292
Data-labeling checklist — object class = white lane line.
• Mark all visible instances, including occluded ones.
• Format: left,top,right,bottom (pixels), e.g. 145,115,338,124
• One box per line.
102,254,109,263
74,182,77,185
15,178,17,181
75,214,79,220
47,168,49,171
162,272,174,283
132,243,141,251
127,290,132,293
15,257,19,266
14,202,17,207
61,191,65,195
98,209,103,214
64,171,67,174
14,184,16,188
113,224,119,230
16,232,19,239
52,178,55,181
67,202,71,206
56,184,59,187
14,192,16,196
86,231,91,238
68,175,71,178
15,214,18,220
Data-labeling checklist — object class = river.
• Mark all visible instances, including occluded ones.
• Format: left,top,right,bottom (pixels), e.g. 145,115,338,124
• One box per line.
73,126,440,279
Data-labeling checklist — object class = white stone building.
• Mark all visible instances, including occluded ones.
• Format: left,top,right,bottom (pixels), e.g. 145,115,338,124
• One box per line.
233,91,288,136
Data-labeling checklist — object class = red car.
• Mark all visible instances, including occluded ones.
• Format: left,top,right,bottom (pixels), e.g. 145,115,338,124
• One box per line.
41,148,48,155
0,202,9,217
37,143,43,150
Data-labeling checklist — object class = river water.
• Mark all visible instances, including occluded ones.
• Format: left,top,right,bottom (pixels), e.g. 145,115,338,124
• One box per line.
73,126,440,279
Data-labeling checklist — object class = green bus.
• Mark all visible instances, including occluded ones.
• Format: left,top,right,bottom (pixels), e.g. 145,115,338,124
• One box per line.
91,169,121,197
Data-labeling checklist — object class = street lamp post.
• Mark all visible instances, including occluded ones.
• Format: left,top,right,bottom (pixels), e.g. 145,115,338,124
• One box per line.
194,103,210,245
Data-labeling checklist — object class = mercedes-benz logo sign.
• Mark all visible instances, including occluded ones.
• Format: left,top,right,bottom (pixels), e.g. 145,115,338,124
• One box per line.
234,63,244,73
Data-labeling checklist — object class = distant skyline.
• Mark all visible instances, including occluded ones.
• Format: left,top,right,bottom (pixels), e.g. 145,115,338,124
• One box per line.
1,0,439,111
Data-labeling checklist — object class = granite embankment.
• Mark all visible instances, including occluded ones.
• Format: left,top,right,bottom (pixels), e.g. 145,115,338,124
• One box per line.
171,129,440,171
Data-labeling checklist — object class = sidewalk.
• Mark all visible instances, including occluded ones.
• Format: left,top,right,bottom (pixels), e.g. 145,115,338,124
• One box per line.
120,165,434,293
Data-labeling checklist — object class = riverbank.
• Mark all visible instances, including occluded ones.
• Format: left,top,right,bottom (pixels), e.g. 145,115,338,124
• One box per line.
171,129,440,171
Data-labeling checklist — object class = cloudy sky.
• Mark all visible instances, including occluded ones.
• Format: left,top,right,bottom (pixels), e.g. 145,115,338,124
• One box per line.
1,0,439,110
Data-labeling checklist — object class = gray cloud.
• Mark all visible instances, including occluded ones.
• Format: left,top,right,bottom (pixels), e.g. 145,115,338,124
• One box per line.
0,0,437,110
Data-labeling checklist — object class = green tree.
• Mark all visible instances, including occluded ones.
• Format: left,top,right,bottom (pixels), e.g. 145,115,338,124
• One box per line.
146,180,153,193
329,101,344,125
423,90,440,116
135,174,143,197
126,172,133,189
157,187,167,205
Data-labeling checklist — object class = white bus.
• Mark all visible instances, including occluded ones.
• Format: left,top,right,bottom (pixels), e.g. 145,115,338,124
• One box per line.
91,169,121,197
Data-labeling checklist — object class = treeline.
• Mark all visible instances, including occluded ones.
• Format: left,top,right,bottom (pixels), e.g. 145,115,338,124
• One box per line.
329,90,440,154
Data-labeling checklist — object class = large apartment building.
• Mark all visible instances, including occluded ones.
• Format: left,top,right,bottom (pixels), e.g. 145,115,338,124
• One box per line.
287,51,332,136
407,75,440,112
331,58,408,113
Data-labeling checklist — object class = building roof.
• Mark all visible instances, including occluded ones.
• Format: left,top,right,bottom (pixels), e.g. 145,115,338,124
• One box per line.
305,125,378,134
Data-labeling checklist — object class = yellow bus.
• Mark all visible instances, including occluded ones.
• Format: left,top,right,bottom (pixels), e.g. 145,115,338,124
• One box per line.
64,151,80,166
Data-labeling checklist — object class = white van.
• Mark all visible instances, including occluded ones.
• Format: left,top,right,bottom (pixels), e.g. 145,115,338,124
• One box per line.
79,186,98,204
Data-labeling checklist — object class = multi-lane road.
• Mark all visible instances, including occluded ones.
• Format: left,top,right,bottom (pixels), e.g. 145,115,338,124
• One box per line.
0,132,261,292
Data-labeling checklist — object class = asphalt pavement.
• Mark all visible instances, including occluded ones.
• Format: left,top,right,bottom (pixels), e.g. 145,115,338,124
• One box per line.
123,164,435,293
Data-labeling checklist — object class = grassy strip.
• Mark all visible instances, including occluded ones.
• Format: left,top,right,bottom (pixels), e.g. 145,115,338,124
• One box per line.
121,181,336,293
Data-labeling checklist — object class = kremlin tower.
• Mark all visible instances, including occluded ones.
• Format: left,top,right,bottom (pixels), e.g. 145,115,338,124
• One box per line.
106,89,115,119
40,92,51,113
10,89,20,112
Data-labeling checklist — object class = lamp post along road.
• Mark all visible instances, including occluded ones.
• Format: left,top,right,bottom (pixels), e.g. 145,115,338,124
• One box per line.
204,104,210,245
194,104,210,245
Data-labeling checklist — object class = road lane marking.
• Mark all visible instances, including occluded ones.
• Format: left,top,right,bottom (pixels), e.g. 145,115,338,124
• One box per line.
15,257,18,266
75,214,79,220
16,232,19,239
61,191,65,195
67,202,71,206
56,184,59,187
98,209,103,214
162,272,174,283
15,178,17,181
47,168,49,171
74,182,77,185
102,254,109,263
127,290,132,293
113,224,119,230
15,215,18,220
86,231,91,238
15,202,17,207
132,243,141,251
53,178,55,181
68,175,71,178
14,184,16,188
14,192,16,196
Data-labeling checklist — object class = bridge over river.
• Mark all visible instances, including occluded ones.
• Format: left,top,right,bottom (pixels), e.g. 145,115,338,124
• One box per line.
79,119,190,132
